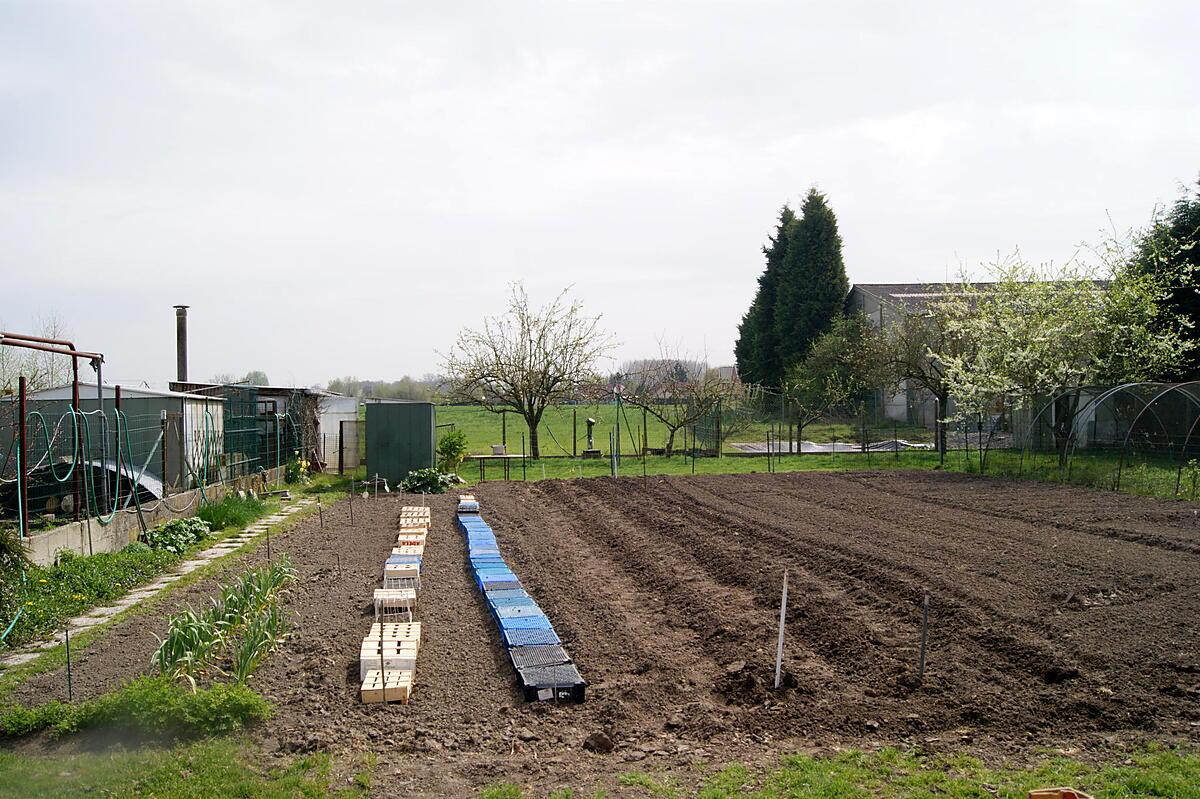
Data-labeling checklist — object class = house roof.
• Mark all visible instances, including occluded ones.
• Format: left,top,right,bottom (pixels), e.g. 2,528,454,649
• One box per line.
14,382,222,402
850,282,995,304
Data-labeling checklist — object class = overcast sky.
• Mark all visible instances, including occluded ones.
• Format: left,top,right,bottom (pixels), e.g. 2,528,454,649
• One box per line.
2,1,1198,388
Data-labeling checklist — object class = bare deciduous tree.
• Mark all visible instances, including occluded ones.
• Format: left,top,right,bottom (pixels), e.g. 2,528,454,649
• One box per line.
617,344,740,456
442,284,615,459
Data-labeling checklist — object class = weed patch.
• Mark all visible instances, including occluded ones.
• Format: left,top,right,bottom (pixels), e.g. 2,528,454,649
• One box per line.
197,493,269,531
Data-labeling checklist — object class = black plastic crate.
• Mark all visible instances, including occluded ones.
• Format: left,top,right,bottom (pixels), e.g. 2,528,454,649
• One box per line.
517,663,586,703
509,645,571,670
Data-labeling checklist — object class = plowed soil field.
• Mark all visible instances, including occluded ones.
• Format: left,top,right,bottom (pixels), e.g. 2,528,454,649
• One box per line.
9,472,1199,796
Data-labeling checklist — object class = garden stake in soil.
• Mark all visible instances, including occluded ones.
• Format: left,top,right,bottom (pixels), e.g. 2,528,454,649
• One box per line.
774,569,788,690
64,623,73,702
918,591,930,682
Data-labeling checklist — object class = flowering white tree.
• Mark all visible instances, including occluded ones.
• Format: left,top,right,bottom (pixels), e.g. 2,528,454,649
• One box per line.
932,248,1194,453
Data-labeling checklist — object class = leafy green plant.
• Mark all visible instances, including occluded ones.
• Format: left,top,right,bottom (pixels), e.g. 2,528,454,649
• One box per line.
230,602,288,683
144,517,212,554
151,558,296,688
153,609,224,690
400,467,458,494
436,429,469,471
196,494,268,531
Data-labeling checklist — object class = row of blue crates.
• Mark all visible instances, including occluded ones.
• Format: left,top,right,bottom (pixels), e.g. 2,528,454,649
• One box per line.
456,499,586,703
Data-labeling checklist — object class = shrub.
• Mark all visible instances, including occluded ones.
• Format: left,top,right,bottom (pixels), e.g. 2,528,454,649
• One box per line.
144,517,212,554
0,524,31,573
436,430,469,472
197,494,267,531
399,468,458,494
284,456,311,485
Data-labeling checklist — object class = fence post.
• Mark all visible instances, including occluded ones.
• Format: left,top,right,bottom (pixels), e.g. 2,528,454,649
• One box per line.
716,399,722,458
573,407,577,457
17,376,28,539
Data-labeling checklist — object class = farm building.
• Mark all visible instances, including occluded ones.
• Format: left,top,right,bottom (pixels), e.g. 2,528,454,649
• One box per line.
846,283,979,427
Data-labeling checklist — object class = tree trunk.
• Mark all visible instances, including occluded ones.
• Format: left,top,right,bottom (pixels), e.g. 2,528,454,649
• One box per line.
527,420,541,459
664,426,677,457
936,392,949,456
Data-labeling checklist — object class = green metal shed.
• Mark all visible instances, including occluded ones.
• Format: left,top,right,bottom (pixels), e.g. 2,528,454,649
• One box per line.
365,400,435,483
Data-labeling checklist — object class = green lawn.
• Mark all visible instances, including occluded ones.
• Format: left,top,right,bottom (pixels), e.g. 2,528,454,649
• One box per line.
461,444,1200,504
434,404,932,457
480,746,1199,799
0,737,372,799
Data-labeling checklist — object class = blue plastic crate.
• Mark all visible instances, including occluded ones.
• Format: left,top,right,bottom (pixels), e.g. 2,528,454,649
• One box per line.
482,579,523,592
498,614,554,631
495,604,546,619
484,589,529,601
488,596,539,611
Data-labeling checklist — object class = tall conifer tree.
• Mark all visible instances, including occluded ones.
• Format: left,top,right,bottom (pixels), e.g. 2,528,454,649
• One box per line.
772,189,849,378
735,206,795,385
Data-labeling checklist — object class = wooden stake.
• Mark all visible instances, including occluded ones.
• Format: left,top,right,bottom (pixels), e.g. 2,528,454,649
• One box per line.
774,569,789,689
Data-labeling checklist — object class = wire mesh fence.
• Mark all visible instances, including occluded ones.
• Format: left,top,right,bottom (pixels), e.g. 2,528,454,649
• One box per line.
0,383,323,536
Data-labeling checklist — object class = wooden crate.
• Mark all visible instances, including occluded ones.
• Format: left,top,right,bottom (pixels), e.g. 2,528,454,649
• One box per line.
391,545,424,557
395,536,426,548
359,641,418,679
373,588,418,622
368,622,422,641
367,619,424,638
383,562,420,580
360,669,414,704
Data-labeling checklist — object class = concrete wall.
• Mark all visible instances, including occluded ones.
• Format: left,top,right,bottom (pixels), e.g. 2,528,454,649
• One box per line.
21,467,284,566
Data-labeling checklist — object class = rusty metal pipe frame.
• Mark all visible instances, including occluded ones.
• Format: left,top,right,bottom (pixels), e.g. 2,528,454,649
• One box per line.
1,332,105,522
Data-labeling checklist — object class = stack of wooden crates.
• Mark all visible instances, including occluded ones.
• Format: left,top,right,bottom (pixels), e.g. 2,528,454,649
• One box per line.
360,504,430,704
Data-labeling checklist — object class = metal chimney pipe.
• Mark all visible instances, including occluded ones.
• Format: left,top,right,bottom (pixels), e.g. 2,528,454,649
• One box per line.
174,305,189,382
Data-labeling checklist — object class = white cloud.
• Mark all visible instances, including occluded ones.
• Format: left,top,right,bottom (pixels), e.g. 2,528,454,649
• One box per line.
1,1,1197,384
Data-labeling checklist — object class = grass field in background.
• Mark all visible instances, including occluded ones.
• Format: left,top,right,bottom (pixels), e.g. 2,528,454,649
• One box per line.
434,404,933,456
460,445,1200,503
